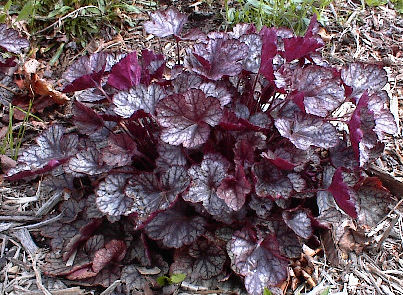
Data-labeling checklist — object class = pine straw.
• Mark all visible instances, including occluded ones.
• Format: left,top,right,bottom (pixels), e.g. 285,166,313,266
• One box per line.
1,1,402,294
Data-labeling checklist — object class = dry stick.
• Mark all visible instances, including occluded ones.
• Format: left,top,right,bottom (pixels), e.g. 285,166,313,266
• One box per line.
12,228,39,257
35,191,64,217
32,252,53,295
376,215,399,251
13,286,86,295
14,212,64,230
99,280,121,295
0,83,18,95
0,215,40,222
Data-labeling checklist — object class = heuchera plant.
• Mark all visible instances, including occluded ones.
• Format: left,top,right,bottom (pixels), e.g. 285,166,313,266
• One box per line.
6,8,397,295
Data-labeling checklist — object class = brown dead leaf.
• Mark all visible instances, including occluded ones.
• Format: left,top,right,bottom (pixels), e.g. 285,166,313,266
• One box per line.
0,127,8,139
338,226,367,254
321,230,341,265
318,27,334,42
0,154,17,170
31,74,69,105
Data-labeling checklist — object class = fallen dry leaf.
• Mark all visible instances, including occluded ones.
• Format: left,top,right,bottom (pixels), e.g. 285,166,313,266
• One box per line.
318,27,334,42
0,154,17,170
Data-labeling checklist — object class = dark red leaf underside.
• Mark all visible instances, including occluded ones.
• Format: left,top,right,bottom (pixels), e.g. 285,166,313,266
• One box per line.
283,15,323,61
63,53,106,92
107,52,141,90
327,168,358,218
92,240,127,273
259,27,277,81
72,101,104,134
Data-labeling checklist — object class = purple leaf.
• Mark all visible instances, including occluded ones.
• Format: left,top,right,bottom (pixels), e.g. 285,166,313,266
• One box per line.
199,82,232,106
234,132,267,167
125,166,189,221
287,173,307,193
274,221,302,258
144,206,206,248
356,177,392,227
143,7,187,38
183,154,233,216
217,165,251,211
275,112,339,149
282,209,313,239
172,72,202,93
330,141,357,169
156,89,222,148
113,84,166,117
172,239,226,281
68,148,109,176
107,52,141,90
262,142,310,171
185,38,248,80
0,24,29,54
347,91,381,166
0,56,16,68
240,33,262,73
249,195,274,218
96,174,135,216
72,101,104,134
229,23,256,38
327,168,358,218
368,92,397,138
283,15,324,61
228,229,288,295
290,66,345,117
92,240,126,273
341,63,387,100
187,239,226,279
6,125,78,181
63,53,106,92
252,160,293,199
75,89,105,102
181,28,208,41
259,27,277,81
155,142,187,171
140,49,165,85
101,133,138,167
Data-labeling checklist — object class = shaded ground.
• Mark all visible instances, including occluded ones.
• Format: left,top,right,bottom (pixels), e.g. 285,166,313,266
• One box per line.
0,1,402,294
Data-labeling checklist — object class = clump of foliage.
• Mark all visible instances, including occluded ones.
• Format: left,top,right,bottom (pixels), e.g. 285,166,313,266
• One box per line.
0,0,148,48
224,0,331,34
0,24,31,160
364,0,402,13
5,7,398,295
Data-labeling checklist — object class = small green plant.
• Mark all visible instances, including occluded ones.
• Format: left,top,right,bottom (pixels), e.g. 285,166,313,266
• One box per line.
0,0,151,48
1,101,42,160
224,0,331,35
364,0,403,13
263,287,273,295
156,273,187,287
